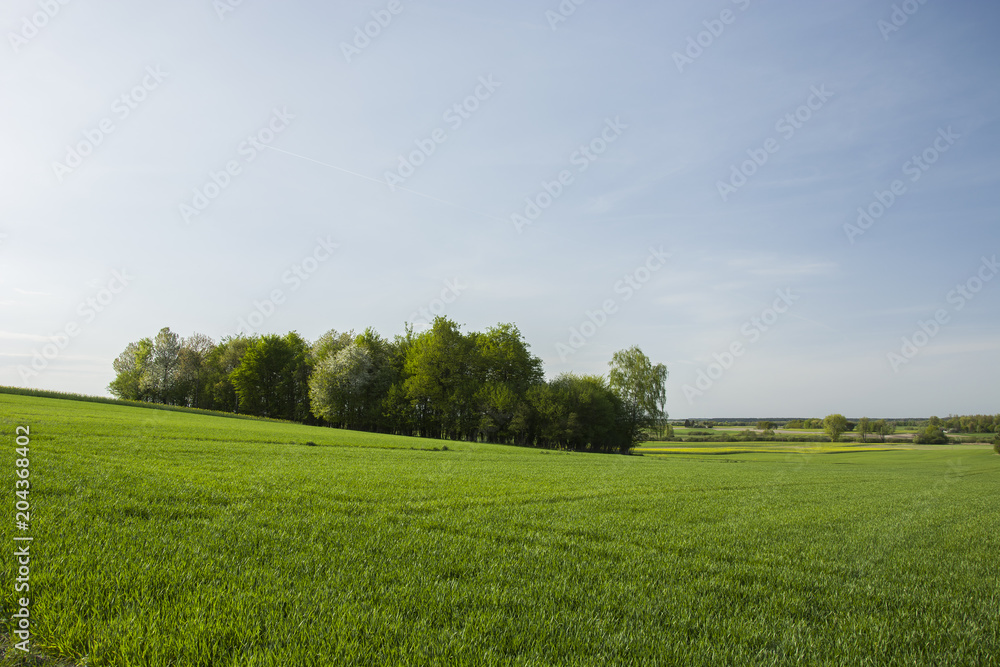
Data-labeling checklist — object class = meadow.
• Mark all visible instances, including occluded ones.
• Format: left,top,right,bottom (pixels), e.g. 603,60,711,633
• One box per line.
2,392,998,666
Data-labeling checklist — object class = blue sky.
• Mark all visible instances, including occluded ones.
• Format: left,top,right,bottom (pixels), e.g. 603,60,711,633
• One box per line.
2,0,998,418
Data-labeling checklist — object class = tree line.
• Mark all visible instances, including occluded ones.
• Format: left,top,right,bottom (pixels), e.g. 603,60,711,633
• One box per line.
108,319,669,453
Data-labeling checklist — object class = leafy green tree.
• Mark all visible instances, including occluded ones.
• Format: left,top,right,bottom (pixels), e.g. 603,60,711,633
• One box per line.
174,333,215,408
914,425,949,444
204,336,253,413
607,346,668,449
873,419,896,443
473,323,543,443
141,327,182,403
354,328,398,431
857,417,872,443
282,332,313,422
309,329,394,430
823,414,848,442
310,329,355,367
309,341,373,428
403,317,478,440
108,338,154,401
382,327,417,436
231,333,311,420
528,374,627,452
993,433,1000,455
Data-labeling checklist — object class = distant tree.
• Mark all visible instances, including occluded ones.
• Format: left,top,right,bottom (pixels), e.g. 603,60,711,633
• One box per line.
230,333,311,420
785,420,805,430
857,417,872,443
756,421,776,432
529,374,627,453
108,338,154,401
929,415,942,428
608,346,668,450
310,329,355,367
174,333,215,408
309,341,374,428
308,328,393,430
403,317,478,440
282,332,313,422
382,327,417,436
993,433,1000,455
204,336,252,413
872,419,896,443
805,418,823,429
141,327,182,403
474,323,544,443
823,414,848,442
914,425,949,445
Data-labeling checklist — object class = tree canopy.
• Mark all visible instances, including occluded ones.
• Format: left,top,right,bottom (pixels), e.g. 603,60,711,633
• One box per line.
108,319,668,453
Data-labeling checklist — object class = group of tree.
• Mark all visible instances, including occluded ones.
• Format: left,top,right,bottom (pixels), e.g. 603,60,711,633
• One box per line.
854,417,898,443
108,320,669,454
786,418,855,431
928,414,1000,434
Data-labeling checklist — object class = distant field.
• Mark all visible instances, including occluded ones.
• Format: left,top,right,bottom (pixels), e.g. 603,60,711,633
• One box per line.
2,394,998,665
636,443,898,455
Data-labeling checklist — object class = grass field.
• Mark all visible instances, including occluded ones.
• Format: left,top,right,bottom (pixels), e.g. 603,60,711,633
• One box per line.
2,393,999,666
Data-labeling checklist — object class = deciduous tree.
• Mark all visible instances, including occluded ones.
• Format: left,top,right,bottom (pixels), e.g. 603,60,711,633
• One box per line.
608,345,668,450
857,417,872,443
823,414,848,442
108,338,154,401
142,327,182,404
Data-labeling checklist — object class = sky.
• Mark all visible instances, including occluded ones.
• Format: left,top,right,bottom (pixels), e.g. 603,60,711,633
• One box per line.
1,0,998,419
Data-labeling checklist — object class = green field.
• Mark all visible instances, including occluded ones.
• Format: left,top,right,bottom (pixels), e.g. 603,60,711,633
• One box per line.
2,393,998,666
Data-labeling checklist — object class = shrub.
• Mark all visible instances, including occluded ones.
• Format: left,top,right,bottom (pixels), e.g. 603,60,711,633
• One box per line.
914,426,949,445
993,433,1000,455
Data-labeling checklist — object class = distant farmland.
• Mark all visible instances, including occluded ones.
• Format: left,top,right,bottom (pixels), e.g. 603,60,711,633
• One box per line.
2,392,998,665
